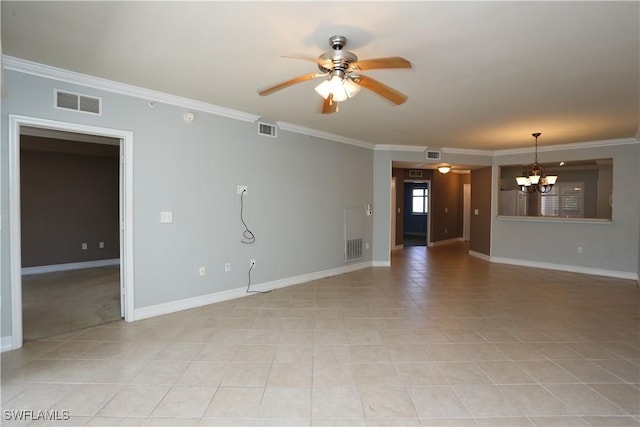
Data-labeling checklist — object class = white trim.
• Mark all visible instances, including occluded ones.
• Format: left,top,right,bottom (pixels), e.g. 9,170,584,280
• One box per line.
374,144,427,152
22,259,120,275
428,237,463,247
469,250,491,262
496,215,611,224
442,147,493,156
3,55,260,124
392,245,404,251
8,115,135,351
494,137,638,156
276,121,374,150
372,260,391,267
135,261,373,321
1,336,13,353
491,256,638,281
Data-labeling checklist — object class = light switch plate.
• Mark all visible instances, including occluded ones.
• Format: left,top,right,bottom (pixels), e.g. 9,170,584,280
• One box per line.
160,211,173,223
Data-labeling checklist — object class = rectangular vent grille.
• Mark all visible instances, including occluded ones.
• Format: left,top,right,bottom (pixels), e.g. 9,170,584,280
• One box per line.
258,122,277,137
54,90,102,115
426,150,442,161
409,169,423,178
345,238,363,261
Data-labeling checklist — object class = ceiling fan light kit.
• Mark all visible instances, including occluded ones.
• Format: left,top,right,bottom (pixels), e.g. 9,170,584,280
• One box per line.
259,35,412,114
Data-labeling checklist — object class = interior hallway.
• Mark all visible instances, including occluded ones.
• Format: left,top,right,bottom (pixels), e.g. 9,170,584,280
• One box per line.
2,243,638,426
21,266,121,342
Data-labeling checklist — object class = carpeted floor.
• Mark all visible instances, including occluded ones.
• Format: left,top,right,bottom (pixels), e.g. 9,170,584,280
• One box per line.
21,265,121,341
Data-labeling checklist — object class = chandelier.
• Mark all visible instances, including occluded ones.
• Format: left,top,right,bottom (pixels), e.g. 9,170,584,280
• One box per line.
515,132,558,193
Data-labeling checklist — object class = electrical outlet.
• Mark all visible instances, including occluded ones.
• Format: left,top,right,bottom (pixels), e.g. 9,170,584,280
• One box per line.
81,243,87,250
237,185,248,195
250,259,256,267
99,241,105,249
578,247,583,254
224,263,231,272
199,266,206,276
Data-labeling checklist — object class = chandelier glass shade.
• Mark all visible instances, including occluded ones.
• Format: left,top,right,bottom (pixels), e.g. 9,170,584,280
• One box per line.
515,133,558,193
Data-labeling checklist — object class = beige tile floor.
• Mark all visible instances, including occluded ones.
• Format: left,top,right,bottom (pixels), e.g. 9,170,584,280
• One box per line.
1,243,639,426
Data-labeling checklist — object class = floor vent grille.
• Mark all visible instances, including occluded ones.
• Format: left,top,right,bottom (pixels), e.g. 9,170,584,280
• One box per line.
345,238,363,261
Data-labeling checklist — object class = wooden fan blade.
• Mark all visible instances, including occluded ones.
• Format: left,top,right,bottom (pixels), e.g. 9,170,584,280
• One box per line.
283,54,334,70
349,57,411,71
258,73,325,96
321,94,338,114
354,75,408,105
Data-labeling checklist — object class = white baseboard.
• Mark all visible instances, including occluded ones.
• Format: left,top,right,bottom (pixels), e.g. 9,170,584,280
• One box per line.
135,261,373,321
1,336,13,353
22,259,120,275
469,250,491,262
372,260,391,267
429,237,463,247
491,255,638,281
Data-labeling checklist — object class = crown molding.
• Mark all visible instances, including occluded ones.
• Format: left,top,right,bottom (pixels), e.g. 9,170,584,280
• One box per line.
442,147,494,156
2,55,261,123
493,137,638,156
276,121,375,150
5,56,638,155
374,144,427,152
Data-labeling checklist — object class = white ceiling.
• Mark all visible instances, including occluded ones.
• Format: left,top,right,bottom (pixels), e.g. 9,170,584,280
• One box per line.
2,1,638,150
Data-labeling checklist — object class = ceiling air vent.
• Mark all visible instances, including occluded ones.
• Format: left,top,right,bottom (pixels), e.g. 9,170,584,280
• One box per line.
409,169,423,178
54,89,102,115
426,150,442,161
258,122,277,138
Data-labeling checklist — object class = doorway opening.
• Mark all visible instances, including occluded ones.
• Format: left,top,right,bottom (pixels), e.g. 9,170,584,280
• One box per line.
8,116,135,350
403,180,431,247
20,129,121,341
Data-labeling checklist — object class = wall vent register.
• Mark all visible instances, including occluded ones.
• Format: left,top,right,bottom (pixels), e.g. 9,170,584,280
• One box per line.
54,89,102,115
426,150,442,161
258,122,277,137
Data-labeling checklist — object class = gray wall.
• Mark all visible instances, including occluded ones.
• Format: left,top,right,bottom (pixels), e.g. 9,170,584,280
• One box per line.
492,143,640,274
1,69,373,338
2,65,639,341
21,138,120,267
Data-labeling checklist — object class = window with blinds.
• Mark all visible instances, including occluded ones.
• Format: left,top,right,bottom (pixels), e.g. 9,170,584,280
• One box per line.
412,188,428,214
539,182,584,218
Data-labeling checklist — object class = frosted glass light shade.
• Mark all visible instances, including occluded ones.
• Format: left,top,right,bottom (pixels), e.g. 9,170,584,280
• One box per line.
342,78,361,98
314,80,331,99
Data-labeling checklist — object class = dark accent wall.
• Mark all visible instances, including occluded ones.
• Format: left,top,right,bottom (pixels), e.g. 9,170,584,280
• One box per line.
20,136,120,267
430,171,463,242
392,168,470,246
470,167,492,255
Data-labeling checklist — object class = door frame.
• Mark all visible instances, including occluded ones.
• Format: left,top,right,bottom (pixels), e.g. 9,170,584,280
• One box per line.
404,179,432,246
8,115,135,350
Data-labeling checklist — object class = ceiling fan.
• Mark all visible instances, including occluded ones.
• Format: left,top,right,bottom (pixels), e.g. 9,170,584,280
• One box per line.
258,35,412,114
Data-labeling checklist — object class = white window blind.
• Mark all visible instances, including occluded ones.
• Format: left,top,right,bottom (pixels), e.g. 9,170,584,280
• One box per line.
540,182,584,218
